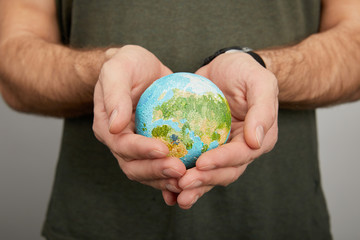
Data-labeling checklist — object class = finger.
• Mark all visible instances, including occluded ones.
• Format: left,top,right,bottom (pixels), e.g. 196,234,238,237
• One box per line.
141,178,182,193
93,99,170,160
178,164,247,190
160,64,173,78
119,157,186,182
177,186,213,209
244,70,279,149
162,190,178,206
194,64,209,78
129,63,173,104
99,57,133,134
93,82,108,143
195,140,256,170
114,133,169,160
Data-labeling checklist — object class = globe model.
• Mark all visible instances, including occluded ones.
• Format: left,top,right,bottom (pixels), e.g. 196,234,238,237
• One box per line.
135,72,231,168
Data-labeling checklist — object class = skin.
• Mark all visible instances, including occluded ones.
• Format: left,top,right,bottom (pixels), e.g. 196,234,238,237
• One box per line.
1,0,360,210
0,0,105,116
174,54,278,208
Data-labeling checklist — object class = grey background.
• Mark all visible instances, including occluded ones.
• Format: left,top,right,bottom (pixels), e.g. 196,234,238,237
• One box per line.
0,97,359,240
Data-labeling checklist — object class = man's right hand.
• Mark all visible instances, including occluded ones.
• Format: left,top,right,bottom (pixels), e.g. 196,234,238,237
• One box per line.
93,45,186,205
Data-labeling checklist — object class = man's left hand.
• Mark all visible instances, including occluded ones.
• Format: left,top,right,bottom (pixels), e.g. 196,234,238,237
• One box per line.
176,51,279,209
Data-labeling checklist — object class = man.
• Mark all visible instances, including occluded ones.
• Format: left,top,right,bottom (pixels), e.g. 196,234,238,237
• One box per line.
0,0,359,239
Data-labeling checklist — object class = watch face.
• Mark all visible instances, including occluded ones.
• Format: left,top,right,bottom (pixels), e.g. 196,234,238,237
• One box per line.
224,47,253,54
241,47,253,52
224,49,243,54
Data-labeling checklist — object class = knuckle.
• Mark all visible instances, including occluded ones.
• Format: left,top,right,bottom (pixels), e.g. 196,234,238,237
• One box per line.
115,150,129,161
261,102,277,125
268,109,277,126
92,123,100,138
264,132,278,153
92,122,108,146
92,122,103,139
225,167,242,186
199,172,212,185
93,131,104,144
111,142,130,161
121,44,142,52
271,132,278,147
222,167,242,187
121,164,136,181
231,168,241,183
240,150,253,165
151,160,169,179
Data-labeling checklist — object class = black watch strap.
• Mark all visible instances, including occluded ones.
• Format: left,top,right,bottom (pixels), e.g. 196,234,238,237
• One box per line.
202,46,266,68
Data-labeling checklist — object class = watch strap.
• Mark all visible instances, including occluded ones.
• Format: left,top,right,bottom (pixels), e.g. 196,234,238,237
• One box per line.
202,46,266,68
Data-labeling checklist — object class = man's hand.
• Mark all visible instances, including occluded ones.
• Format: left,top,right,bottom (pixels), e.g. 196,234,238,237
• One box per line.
176,52,279,209
93,45,186,203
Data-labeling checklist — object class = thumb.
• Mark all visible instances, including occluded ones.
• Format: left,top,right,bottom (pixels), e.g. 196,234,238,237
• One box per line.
244,72,278,149
99,60,133,134
244,103,277,149
108,90,133,134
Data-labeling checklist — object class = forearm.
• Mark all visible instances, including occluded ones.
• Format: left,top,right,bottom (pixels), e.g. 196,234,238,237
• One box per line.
0,35,107,116
259,21,360,109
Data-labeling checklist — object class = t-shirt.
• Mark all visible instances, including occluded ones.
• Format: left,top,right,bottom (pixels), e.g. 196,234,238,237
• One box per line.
42,1,331,239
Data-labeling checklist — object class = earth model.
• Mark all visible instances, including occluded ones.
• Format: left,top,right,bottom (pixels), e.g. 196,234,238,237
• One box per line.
135,72,231,168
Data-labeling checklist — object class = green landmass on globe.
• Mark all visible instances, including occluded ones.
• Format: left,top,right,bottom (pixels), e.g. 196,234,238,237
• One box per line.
152,88,231,158
135,72,231,168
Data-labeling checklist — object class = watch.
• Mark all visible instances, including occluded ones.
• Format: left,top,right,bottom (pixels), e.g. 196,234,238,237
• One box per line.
202,46,266,68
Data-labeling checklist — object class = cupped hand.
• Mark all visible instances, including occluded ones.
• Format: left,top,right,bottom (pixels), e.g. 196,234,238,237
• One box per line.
93,45,186,204
176,51,279,209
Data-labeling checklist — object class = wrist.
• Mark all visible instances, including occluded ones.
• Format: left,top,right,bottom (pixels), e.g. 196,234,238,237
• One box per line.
74,48,109,87
256,50,274,72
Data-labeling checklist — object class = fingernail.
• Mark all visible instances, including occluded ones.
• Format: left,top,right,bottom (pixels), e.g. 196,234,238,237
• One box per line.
166,184,181,193
256,125,264,147
190,195,199,206
109,109,118,130
163,168,183,178
198,164,216,171
182,195,200,209
184,180,202,189
149,149,167,158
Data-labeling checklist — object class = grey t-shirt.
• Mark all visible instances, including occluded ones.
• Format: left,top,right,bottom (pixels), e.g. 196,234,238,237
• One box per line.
43,1,331,239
